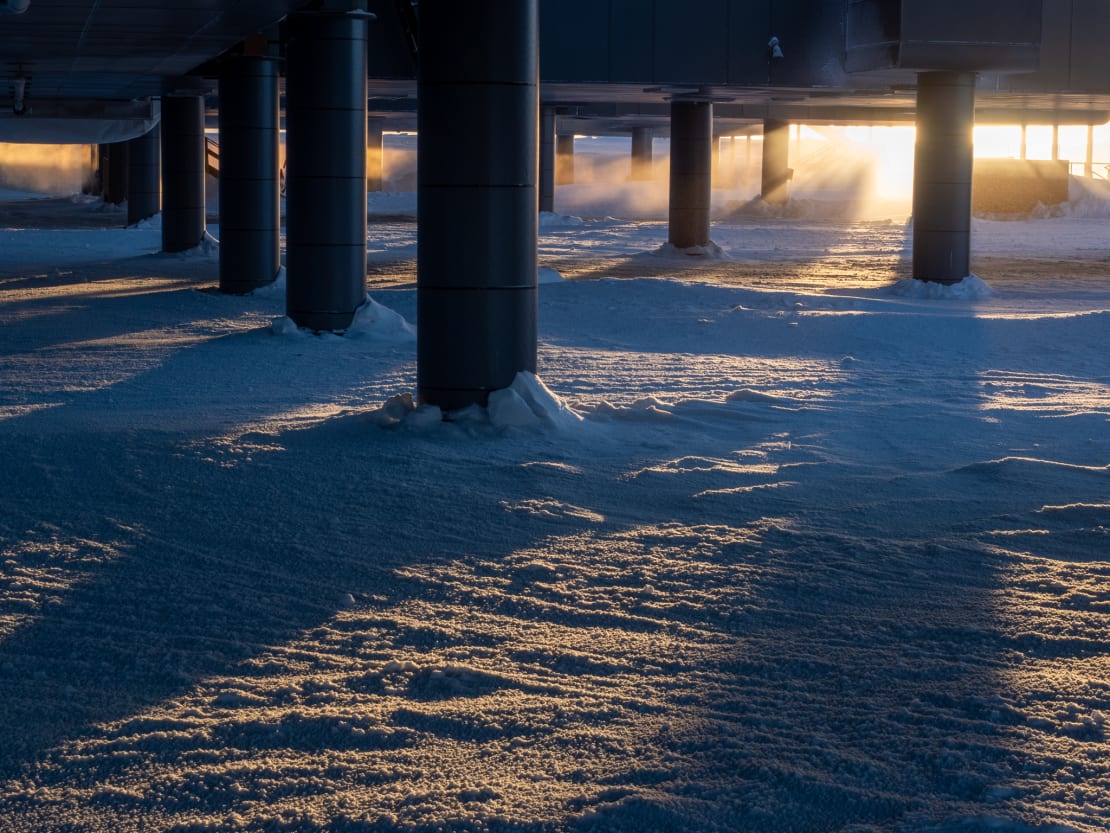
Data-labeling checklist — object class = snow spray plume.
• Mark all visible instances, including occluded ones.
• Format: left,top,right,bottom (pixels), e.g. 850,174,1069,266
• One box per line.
0,143,94,195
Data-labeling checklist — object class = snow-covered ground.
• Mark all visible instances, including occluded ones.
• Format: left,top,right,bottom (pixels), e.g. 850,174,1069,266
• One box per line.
1,181,1109,833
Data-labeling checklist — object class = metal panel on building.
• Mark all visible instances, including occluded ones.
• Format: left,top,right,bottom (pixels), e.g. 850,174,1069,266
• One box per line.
653,0,730,84
541,0,846,88
846,0,1041,73
540,0,611,82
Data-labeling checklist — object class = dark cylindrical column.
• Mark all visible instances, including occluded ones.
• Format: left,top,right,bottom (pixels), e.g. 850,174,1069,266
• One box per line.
285,9,369,331
103,141,129,206
418,0,538,410
912,71,975,284
161,95,206,252
667,100,713,249
367,117,384,192
540,105,556,212
630,126,653,181
555,134,574,185
219,56,281,293
127,124,160,226
760,118,791,205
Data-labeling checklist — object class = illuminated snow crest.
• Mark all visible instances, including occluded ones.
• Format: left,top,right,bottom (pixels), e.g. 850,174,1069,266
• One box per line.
654,240,726,259
488,371,583,430
347,294,417,341
538,266,564,284
889,274,994,299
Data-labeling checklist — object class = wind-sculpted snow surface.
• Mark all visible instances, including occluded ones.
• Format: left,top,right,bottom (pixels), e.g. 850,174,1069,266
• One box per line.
1,196,1110,832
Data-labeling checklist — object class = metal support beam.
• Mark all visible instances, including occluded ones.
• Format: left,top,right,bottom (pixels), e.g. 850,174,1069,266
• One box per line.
417,0,538,410
761,118,791,205
218,56,281,293
630,126,653,181
367,117,384,192
667,100,712,249
1086,124,1094,178
555,133,574,185
161,95,206,252
285,9,369,331
102,141,129,206
127,124,160,226
912,71,976,284
540,105,556,213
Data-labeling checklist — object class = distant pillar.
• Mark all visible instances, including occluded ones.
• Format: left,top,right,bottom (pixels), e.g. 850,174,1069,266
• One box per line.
127,124,160,225
912,71,975,284
1086,124,1095,178
285,8,370,331
218,55,281,293
761,118,791,205
367,117,384,192
99,142,130,206
555,134,574,185
161,95,206,252
1019,124,1027,160
667,99,713,249
1051,124,1060,162
630,126,653,181
418,0,538,409
540,105,556,212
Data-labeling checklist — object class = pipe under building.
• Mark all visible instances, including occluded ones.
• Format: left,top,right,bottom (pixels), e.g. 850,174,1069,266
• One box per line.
417,0,539,410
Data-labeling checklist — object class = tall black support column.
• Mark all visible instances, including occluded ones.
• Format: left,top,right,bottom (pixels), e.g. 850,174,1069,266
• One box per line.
127,124,160,225
102,141,129,206
219,56,280,293
630,126,653,181
161,95,206,252
912,71,975,284
367,117,384,192
418,0,538,410
667,99,713,249
760,118,791,205
540,105,556,212
285,9,369,331
555,134,574,185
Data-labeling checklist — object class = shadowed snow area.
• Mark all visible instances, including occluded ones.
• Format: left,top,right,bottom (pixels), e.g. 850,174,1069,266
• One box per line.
1,190,1109,833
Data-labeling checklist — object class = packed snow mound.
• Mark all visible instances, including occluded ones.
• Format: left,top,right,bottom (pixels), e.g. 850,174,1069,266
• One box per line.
161,230,219,259
367,392,443,430
129,213,162,231
889,274,994,300
538,266,564,284
487,372,583,430
539,211,585,229
248,266,286,298
653,240,726,259
347,294,417,341
270,295,415,340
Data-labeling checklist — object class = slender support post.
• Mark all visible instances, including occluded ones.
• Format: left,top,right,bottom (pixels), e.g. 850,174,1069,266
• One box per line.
367,117,384,192
100,141,129,206
912,71,976,284
761,118,791,205
540,105,556,212
127,124,160,226
630,126,653,181
1051,124,1060,162
285,9,369,330
667,99,713,249
219,56,281,293
1019,124,1027,160
418,0,539,409
555,134,574,185
161,95,206,252
1085,124,1094,178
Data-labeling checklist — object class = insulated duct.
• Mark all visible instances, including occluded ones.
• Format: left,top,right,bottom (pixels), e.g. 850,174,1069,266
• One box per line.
0,0,31,15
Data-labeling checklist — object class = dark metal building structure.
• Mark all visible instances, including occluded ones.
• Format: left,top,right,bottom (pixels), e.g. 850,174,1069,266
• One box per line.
1,0,1108,408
